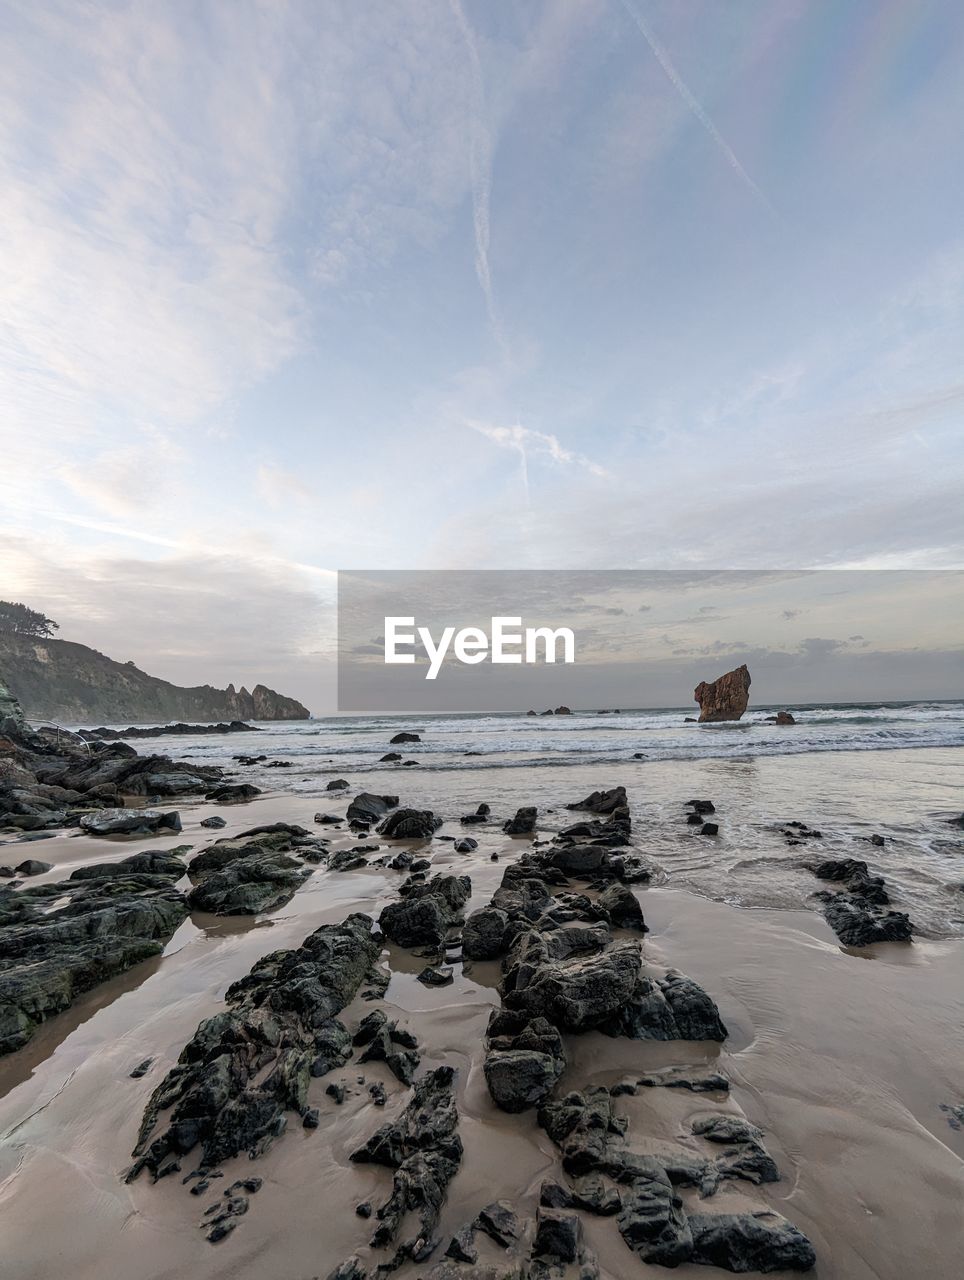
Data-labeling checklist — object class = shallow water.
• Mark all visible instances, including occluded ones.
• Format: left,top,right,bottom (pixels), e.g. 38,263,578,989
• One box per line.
1,740,962,1279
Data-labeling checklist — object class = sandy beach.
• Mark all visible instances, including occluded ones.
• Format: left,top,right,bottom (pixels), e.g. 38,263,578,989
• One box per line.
2,742,963,1280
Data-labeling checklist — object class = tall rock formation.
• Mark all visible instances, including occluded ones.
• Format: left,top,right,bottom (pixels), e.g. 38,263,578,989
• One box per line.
693,664,751,723
0,634,310,723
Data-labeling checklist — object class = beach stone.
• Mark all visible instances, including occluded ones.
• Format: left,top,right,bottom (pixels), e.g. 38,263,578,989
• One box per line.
453,837,478,852
595,884,647,931
688,1211,816,1272
389,731,420,744
326,779,350,791
204,784,260,803
13,859,52,876
417,964,454,986
503,806,537,835
533,1208,580,1262
200,815,226,829
346,792,398,823
79,808,182,836
463,907,511,960
377,808,442,839
700,822,719,836
474,1200,521,1247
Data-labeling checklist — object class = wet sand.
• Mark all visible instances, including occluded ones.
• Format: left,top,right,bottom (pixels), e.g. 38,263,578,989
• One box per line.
1,785,963,1279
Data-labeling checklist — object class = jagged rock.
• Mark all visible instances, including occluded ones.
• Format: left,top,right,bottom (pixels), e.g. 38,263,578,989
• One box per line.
357,1023,420,1084
128,914,378,1180
594,884,647,931
565,786,627,816
378,808,443,839
379,875,471,948
187,851,308,914
692,1115,762,1144
79,808,182,836
484,1009,566,1112
617,1164,692,1266
70,850,185,881
389,731,421,744
346,793,399,824
417,965,454,987
688,1212,816,1272
204,784,260,804
473,1201,521,1247
811,858,889,904
638,1072,729,1093
503,807,537,835
461,803,490,825
533,1208,580,1262
686,799,715,815
694,664,751,723
503,932,641,1031
462,907,512,960
821,897,913,946
350,1066,462,1267
774,711,796,725
326,779,350,791
0,877,188,1055
600,969,727,1042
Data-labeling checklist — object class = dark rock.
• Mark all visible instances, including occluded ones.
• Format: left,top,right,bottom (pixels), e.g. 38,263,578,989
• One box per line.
484,1009,566,1113
774,711,796,725
378,808,443,839
326,779,350,791
203,784,260,804
503,807,537,835
686,799,715,815
79,808,182,836
686,813,703,825
346,793,399,824
600,969,727,1042
127,914,379,1180
187,850,307,915
638,1072,729,1093
688,1211,816,1272
417,965,454,987
822,897,913,946
349,1066,461,1268
13,858,52,876
445,1225,478,1263
380,752,402,762
700,822,719,836
462,907,512,960
565,786,627,816
70,850,185,881
473,1200,521,1248
694,664,751,723
1,878,188,1056
533,1208,580,1262
389,732,421,744
379,874,471,948
302,1108,320,1128
594,884,647,931
314,813,342,825
326,1083,346,1105
200,816,226,829
453,837,478,853
130,1057,154,1078
692,1115,762,1144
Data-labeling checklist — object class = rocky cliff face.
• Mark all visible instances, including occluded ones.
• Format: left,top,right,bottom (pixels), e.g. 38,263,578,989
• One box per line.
0,634,310,723
694,664,751,723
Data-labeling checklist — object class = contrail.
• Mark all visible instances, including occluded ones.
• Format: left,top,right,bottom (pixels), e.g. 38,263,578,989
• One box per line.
620,0,773,213
448,0,509,356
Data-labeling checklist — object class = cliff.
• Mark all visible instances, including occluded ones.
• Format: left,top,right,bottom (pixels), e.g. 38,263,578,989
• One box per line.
0,633,310,724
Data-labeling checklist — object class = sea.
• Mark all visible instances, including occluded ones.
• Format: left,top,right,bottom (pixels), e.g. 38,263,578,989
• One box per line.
70,699,964,939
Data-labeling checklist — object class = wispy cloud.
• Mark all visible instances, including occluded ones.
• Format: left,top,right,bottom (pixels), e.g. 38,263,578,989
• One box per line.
619,0,773,213
448,0,507,356
467,418,609,499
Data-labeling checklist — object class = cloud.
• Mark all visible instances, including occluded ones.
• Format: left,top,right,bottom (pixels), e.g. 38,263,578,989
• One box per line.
466,419,609,497
257,464,314,509
618,0,773,213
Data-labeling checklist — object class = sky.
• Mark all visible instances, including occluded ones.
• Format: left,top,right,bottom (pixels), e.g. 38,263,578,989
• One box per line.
0,1,962,711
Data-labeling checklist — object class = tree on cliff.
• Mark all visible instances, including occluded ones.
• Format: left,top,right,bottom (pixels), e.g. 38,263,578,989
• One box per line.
0,601,60,638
